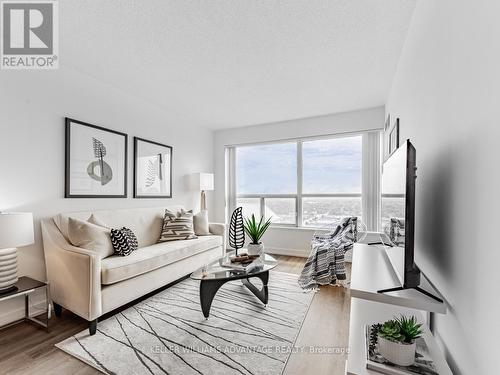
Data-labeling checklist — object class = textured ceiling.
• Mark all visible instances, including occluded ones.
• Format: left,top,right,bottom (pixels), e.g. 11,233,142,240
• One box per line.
61,0,415,129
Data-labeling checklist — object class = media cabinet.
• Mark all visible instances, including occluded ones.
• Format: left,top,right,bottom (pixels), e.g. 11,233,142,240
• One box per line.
346,243,452,375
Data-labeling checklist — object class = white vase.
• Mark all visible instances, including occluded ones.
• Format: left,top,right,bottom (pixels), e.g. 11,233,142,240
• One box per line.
247,243,264,256
378,336,416,366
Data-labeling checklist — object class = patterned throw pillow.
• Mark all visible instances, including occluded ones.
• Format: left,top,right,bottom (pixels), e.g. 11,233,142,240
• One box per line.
110,227,139,256
158,209,198,243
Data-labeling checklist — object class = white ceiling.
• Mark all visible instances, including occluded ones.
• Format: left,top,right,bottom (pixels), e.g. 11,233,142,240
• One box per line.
61,0,415,130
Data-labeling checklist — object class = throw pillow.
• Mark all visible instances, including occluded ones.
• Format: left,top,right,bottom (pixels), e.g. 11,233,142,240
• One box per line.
110,227,138,256
67,217,114,258
158,209,198,242
53,214,71,241
193,210,210,236
88,214,110,228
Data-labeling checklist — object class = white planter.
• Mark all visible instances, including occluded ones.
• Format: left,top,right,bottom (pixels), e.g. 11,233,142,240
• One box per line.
247,243,264,256
378,336,416,366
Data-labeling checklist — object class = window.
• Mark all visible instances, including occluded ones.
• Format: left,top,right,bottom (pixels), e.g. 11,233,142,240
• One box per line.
236,143,297,194
236,197,261,219
265,198,296,224
302,137,362,194
233,134,364,228
302,197,362,227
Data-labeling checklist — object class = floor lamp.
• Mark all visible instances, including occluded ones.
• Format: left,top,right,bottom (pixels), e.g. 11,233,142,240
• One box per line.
0,212,34,294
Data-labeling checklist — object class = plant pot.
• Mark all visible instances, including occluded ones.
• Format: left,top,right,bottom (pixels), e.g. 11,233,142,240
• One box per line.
247,243,264,256
378,336,416,366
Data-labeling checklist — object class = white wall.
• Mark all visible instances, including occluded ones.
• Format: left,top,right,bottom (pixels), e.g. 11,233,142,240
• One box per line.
386,0,500,373
213,107,384,254
0,66,214,324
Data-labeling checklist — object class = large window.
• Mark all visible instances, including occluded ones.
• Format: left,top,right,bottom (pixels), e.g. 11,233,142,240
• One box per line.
236,142,297,194
234,135,363,228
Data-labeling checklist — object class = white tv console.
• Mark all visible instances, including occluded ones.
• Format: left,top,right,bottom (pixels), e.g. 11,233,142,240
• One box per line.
346,243,452,375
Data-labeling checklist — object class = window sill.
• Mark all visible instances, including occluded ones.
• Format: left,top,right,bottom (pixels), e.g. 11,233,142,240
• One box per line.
269,226,382,237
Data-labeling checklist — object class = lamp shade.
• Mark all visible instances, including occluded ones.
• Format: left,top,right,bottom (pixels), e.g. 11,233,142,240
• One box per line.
0,212,34,249
193,173,214,191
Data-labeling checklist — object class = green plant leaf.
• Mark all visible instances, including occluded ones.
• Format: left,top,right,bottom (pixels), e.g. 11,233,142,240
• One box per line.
243,214,272,244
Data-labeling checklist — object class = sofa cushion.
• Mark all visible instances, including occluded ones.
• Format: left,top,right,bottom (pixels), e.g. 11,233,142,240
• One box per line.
54,206,184,247
100,235,222,285
67,217,114,259
88,214,110,228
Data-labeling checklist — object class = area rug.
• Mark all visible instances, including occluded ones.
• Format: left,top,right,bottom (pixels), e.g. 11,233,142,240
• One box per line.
56,271,314,375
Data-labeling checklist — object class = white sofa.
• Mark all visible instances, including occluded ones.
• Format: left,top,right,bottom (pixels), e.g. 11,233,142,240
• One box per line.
41,206,225,335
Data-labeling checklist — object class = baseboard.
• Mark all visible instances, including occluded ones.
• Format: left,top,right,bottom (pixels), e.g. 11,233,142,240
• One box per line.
265,247,310,258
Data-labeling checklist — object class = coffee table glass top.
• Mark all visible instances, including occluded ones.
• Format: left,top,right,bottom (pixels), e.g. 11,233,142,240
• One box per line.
190,251,277,281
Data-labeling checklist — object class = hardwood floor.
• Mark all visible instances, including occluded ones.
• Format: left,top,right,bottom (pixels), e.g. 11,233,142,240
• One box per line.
0,255,350,375
275,256,351,375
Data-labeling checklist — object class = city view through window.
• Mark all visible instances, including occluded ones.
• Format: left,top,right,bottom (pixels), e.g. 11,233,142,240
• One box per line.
235,135,363,228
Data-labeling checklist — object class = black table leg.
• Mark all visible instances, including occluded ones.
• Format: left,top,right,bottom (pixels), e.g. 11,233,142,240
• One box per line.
200,279,226,319
242,271,269,305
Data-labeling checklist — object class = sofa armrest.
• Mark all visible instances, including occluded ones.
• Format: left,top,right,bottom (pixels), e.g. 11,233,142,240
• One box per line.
41,219,102,321
209,222,226,254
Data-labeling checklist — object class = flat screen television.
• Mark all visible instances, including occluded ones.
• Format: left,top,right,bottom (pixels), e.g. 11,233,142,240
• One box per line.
380,139,420,290
379,140,442,302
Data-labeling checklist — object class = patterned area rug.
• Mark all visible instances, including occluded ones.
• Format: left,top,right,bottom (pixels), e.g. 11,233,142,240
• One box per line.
56,271,314,375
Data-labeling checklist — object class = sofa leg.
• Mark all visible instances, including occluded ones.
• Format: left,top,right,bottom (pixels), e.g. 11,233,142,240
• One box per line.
53,303,62,317
89,319,97,335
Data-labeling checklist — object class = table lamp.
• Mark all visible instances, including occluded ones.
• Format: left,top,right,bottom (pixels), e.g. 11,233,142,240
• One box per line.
193,173,214,211
0,212,34,294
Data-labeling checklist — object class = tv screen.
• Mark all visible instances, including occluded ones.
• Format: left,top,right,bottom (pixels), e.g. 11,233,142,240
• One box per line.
381,139,420,288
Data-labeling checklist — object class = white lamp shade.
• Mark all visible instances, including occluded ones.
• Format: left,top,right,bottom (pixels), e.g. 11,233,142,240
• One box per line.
0,212,34,249
193,173,214,191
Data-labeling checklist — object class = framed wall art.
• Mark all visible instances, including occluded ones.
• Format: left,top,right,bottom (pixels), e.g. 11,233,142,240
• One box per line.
389,117,400,156
65,118,128,198
133,137,172,198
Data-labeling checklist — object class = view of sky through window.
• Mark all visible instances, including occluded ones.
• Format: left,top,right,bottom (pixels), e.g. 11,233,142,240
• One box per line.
303,136,362,193
236,142,297,194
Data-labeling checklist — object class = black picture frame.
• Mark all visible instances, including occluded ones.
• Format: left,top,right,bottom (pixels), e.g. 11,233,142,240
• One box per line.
65,118,128,198
389,118,400,156
133,137,173,198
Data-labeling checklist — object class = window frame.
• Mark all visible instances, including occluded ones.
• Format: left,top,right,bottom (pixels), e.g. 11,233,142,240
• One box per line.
234,134,366,228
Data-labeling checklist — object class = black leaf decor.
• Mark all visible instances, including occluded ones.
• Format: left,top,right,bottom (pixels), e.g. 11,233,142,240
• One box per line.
229,207,245,256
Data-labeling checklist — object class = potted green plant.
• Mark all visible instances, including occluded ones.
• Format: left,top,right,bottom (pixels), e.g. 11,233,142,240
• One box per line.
243,214,272,256
378,315,423,366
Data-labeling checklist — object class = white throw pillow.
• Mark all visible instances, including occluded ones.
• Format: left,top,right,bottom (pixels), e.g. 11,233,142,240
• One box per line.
193,210,211,236
53,213,71,241
88,214,109,228
67,217,114,258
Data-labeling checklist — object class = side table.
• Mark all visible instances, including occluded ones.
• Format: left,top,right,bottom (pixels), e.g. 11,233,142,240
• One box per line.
0,276,49,331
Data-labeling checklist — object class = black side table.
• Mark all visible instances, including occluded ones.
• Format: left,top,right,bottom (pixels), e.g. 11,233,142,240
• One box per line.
0,276,49,331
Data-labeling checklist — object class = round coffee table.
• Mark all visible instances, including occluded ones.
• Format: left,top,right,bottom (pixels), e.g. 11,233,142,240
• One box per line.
190,251,277,318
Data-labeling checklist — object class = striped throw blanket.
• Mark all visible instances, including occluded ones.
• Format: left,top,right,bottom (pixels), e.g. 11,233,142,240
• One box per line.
298,217,358,290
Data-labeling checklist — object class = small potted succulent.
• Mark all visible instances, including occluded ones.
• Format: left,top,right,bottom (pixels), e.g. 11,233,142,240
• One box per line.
243,214,272,256
378,315,423,366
